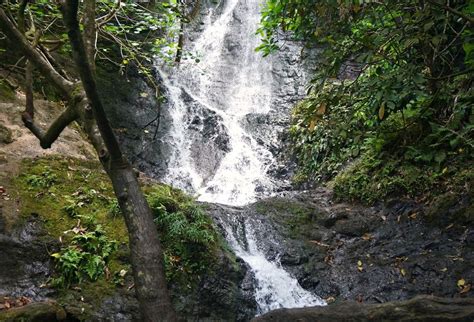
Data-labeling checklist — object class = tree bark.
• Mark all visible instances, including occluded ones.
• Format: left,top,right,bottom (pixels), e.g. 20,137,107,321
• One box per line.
83,0,97,73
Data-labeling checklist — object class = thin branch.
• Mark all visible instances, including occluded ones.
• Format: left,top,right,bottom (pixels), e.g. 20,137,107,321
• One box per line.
61,0,123,162
17,0,29,33
25,61,34,117
0,8,75,99
429,68,474,80
96,0,121,27
426,0,474,24
22,105,79,149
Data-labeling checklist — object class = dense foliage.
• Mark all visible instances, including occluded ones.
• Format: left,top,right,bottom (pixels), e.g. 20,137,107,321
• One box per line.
258,0,473,202
0,0,181,90
51,224,118,287
147,185,219,287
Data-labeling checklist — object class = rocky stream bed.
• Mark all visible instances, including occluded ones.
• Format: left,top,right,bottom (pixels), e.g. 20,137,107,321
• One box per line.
1,181,473,321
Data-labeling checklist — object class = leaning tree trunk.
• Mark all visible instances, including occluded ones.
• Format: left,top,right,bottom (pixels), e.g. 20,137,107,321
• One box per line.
0,1,178,320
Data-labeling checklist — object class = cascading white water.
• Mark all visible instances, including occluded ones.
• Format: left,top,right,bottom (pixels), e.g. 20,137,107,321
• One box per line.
221,215,326,314
158,0,325,315
160,0,275,206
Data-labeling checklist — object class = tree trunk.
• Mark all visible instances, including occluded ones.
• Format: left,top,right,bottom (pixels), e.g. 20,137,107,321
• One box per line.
0,1,179,320
108,163,177,321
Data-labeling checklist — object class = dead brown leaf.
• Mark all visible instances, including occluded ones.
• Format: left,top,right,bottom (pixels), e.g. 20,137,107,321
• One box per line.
309,240,330,247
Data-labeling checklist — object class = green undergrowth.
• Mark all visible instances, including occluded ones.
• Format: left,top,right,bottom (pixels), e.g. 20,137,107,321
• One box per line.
332,148,473,207
145,184,221,288
291,84,473,209
0,80,15,101
13,155,223,312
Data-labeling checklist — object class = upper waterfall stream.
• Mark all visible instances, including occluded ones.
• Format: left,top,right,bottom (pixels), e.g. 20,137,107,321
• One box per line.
159,0,274,206
157,0,325,315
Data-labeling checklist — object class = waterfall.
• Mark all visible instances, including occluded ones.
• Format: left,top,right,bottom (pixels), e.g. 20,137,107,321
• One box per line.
159,0,275,206
157,0,325,315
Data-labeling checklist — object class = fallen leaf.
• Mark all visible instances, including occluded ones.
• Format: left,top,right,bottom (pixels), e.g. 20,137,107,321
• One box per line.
362,233,372,241
325,296,336,303
409,212,417,219
317,103,327,115
440,267,448,272
309,240,330,247
357,260,363,272
381,215,387,221
400,268,406,276
460,284,471,295
51,253,61,259
458,279,466,288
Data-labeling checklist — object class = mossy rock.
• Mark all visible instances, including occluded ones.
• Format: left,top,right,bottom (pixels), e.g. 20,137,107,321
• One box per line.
0,301,67,322
0,124,13,144
425,192,473,225
0,80,15,101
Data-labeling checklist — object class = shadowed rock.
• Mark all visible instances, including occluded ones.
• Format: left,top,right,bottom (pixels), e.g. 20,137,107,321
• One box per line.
252,296,474,322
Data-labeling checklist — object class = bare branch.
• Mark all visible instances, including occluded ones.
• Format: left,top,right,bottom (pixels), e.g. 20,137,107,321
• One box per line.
22,104,79,149
427,0,474,25
17,0,29,33
83,0,97,73
96,0,121,27
0,8,75,99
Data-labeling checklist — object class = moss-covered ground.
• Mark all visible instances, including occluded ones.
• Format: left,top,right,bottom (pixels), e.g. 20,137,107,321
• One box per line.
11,155,225,319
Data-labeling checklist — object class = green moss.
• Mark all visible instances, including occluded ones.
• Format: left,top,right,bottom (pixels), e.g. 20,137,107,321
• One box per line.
332,150,473,206
13,156,128,243
55,279,116,320
255,199,312,219
0,80,15,101
12,155,226,310
255,198,314,237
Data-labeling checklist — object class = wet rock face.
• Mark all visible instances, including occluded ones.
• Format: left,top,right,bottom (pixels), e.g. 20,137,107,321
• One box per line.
97,66,169,178
180,88,231,184
0,214,257,321
0,215,54,301
99,1,316,194
192,257,257,321
206,189,474,305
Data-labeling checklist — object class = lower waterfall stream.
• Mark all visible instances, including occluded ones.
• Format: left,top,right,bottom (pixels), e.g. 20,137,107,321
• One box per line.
157,0,325,315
